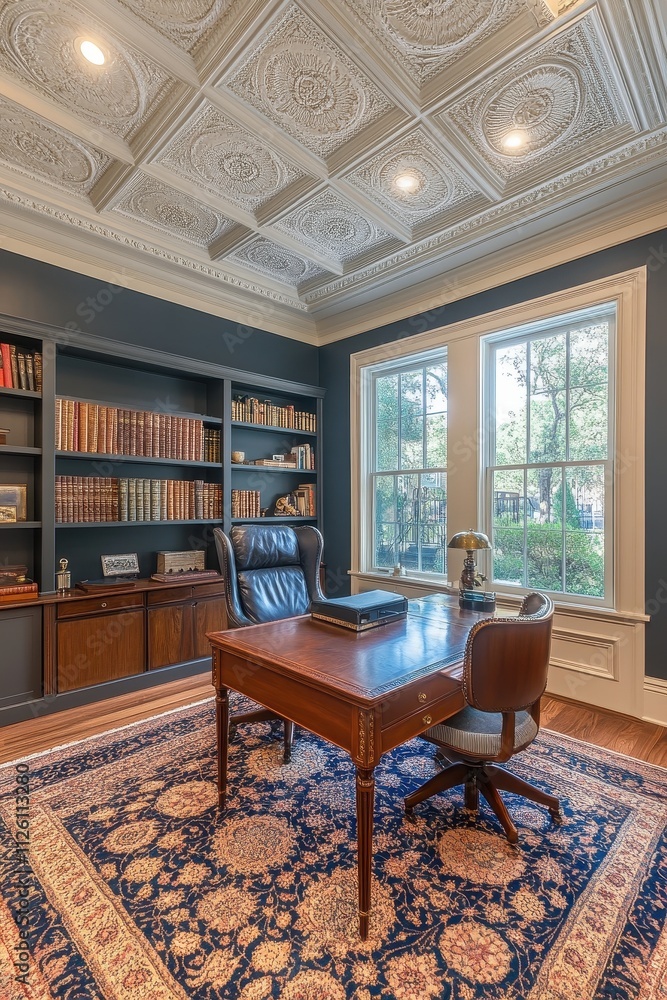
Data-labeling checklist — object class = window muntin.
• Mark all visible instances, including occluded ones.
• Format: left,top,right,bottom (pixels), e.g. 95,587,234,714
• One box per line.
370,355,447,575
486,312,613,601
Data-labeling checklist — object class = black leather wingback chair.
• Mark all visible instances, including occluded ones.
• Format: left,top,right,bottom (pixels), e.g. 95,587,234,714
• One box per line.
214,524,325,761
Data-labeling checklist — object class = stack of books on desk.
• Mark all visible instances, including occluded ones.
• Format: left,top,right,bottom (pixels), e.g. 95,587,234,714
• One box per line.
0,564,38,602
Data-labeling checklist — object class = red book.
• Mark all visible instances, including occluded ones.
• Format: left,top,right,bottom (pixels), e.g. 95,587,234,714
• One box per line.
0,344,12,388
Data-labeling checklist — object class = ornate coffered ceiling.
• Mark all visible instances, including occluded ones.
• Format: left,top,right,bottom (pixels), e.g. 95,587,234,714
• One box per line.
0,0,665,344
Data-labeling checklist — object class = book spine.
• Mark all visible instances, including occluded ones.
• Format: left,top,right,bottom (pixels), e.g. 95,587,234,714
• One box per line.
34,353,42,393
0,344,11,388
0,583,38,595
9,346,19,391
25,354,35,392
17,351,27,390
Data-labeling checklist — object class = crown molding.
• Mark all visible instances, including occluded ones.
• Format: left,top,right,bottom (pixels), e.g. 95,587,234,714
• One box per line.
315,182,667,344
0,192,320,345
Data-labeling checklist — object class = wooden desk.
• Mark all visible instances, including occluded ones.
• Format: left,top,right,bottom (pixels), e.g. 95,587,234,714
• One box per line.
207,594,487,938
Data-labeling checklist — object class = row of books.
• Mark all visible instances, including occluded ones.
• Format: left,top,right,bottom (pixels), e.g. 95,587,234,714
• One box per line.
290,484,316,517
55,476,222,523
55,399,220,462
232,395,316,431
289,444,315,470
231,489,261,518
0,343,42,392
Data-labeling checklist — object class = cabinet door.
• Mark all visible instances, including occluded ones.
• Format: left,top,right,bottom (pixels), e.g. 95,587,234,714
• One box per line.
193,597,226,659
57,610,145,692
0,606,42,710
148,602,194,670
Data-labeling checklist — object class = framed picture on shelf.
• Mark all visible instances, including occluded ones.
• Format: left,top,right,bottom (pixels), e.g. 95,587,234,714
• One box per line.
0,484,27,521
0,504,17,523
101,552,140,578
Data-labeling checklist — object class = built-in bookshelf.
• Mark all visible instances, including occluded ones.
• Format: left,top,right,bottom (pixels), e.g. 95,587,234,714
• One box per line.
0,317,324,725
0,321,324,592
228,382,320,526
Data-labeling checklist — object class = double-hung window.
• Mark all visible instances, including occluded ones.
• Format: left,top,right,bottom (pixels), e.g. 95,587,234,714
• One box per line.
484,307,614,604
353,269,643,617
367,350,448,576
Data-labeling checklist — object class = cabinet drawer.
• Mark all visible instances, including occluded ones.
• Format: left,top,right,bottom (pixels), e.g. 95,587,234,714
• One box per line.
147,586,193,606
57,609,145,692
57,593,144,619
381,669,461,727
193,582,225,598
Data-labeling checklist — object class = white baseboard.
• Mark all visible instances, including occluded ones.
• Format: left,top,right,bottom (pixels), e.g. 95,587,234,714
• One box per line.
643,676,667,726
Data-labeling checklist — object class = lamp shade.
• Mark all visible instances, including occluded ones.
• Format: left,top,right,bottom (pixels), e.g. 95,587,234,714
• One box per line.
447,529,490,550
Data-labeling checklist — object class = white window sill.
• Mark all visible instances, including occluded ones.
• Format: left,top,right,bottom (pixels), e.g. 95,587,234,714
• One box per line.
349,571,650,625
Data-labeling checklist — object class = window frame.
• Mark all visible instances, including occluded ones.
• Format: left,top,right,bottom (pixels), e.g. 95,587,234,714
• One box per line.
350,267,645,621
366,348,448,578
481,306,616,608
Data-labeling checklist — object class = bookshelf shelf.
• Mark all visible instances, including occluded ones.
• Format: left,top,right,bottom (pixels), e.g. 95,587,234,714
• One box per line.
56,451,219,468
0,386,41,399
230,516,317,524
56,519,223,528
0,445,42,456
0,521,41,529
231,420,317,437
232,465,317,475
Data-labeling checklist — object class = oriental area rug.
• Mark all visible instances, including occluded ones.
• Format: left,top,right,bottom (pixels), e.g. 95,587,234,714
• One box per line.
0,700,666,1000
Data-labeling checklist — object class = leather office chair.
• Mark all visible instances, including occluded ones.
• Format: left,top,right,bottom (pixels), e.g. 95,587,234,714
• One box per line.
214,523,325,763
404,592,561,843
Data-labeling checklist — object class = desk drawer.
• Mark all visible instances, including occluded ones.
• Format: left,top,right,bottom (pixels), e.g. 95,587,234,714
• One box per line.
381,669,460,727
381,689,465,754
57,593,144,619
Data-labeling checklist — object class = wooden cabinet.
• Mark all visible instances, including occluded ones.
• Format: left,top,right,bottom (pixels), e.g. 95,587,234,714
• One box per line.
147,583,225,669
57,609,145,692
47,579,227,691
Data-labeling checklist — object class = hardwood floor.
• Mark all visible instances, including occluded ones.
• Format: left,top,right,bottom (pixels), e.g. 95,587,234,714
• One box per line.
0,677,665,766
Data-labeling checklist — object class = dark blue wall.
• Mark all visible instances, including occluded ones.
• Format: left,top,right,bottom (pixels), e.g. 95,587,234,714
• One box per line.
0,249,319,384
319,230,667,680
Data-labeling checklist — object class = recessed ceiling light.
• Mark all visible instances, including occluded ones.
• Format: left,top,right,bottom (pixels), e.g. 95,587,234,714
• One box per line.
394,172,420,193
79,40,105,65
502,130,526,150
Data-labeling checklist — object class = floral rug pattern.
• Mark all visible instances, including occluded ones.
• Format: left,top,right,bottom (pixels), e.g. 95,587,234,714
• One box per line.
0,699,666,999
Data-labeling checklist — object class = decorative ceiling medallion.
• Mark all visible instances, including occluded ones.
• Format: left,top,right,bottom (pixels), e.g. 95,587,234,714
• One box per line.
115,0,230,52
272,190,396,264
340,0,524,85
156,104,304,212
0,96,109,193
108,176,233,248
345,127,483,225
483,64,581,156
0,0,172,139
227,237,329,288
442,14,634,180
223,3,393,158
379,0,496,52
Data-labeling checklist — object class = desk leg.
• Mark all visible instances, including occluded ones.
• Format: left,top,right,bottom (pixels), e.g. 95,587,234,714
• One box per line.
356,766,375,940
216,686,229,809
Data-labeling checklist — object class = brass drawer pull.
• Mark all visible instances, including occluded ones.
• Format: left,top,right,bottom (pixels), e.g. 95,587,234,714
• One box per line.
418,691,427,702
423,714,432,726
101,602,107,608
